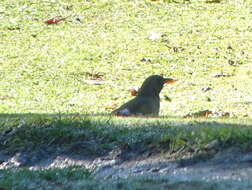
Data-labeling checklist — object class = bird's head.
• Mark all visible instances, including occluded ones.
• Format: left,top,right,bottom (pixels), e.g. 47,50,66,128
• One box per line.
137,75,176,97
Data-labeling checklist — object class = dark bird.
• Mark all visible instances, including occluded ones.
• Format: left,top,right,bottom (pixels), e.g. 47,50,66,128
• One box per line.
111,75,176,116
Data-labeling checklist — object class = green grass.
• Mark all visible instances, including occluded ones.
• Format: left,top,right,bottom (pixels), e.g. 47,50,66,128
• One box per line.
1,0,252,116
1,115,252,189
1,115,252,158
1,0,252,189
1,167,252,190
0,167,91,190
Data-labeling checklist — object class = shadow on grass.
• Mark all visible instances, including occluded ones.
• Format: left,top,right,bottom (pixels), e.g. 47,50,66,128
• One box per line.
0,113,252,169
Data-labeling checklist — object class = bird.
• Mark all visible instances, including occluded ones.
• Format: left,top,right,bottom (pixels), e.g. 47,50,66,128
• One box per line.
111,75,176,117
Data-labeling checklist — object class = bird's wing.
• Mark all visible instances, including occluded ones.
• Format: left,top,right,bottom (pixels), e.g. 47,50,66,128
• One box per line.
112,97,159,116
111,97,140,115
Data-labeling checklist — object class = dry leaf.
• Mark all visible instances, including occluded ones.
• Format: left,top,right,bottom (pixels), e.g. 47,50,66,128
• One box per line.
44,17,68,24
128,88,138,96
164,95,172,102
202,87,212,92
184,110,231,118
184,110,213,118
105,104,118,110
85,72,105,79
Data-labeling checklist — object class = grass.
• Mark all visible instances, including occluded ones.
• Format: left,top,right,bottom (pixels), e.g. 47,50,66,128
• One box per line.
1,167,252,190
0,115,252,189
1,115,252,157
0,167,91,190
1,0,252,189
0,0,252,116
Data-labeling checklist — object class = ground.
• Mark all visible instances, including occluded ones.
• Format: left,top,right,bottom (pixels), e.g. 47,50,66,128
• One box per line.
0,0,252,189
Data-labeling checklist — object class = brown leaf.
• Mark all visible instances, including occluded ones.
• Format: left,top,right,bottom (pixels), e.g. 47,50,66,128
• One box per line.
184,110,213,118
184,110,231,118
44,17,68,24
85,72,105,79
128,88,138,96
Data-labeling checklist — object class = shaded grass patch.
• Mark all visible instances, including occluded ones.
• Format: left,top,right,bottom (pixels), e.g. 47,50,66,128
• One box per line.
1,114,252,161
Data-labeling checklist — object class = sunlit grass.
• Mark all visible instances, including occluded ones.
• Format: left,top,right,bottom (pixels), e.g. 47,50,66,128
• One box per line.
0,0,251,116
1,0,252,189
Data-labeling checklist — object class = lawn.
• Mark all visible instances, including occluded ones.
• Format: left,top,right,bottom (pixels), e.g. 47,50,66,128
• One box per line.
0,0,252,189
1,0,251,116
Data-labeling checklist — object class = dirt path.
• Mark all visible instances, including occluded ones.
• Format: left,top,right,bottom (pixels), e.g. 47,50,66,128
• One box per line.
1,146,252,189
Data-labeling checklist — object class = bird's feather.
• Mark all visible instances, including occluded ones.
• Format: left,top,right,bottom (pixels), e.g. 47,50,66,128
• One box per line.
112,96,160,116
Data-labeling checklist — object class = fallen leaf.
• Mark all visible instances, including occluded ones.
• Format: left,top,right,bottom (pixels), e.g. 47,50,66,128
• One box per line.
128,88,138,96
202,87,212,92
184,110,213,118
184,110,231,118
164,95,172,102
105,104,118,110
44,16,68,24
85,72,105,79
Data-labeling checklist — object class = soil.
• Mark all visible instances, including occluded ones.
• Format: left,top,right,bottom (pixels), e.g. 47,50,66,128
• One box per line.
0,144,252,189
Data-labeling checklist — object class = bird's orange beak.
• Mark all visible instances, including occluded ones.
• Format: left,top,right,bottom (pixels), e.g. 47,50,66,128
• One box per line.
164,78,177,84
